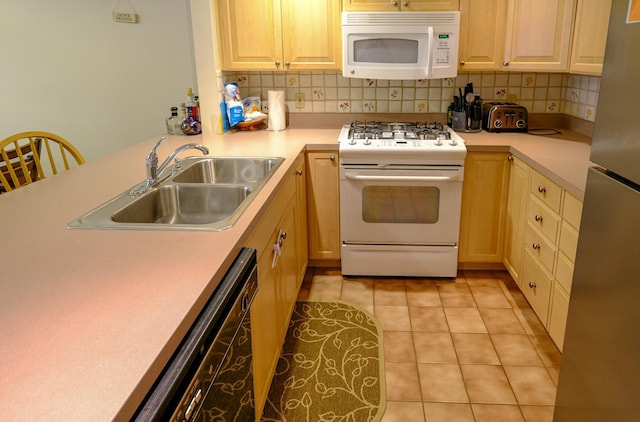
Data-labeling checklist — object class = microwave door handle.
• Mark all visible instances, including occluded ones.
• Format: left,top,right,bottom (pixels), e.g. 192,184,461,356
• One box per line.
344,172,457,182
425,26,434,79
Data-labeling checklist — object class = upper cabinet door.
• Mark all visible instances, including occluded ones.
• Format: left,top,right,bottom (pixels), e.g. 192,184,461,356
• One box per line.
458,0,507,71
281,0,341,70
569,0,612,75
503,0,576,71
343,0,459,11
217,0,283,70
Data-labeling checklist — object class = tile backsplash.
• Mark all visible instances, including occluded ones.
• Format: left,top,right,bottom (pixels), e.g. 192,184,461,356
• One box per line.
222,71,600,122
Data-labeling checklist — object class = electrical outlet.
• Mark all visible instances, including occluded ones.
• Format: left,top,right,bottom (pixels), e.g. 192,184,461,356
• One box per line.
113,11,138,23
295,93,305,109
506,93,518,103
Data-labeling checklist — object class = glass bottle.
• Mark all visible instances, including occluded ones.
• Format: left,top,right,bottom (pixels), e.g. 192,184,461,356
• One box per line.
165,107,182,135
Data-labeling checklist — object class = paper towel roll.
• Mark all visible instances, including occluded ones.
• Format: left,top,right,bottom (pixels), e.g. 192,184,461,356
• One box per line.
268,90,286,131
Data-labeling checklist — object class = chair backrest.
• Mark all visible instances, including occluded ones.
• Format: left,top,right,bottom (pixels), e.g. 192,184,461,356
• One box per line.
0,131,85,193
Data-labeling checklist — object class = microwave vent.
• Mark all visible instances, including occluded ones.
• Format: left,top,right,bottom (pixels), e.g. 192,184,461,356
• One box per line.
342,11,459,26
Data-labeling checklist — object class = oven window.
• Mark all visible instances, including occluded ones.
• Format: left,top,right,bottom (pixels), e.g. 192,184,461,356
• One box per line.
362,186,439,224
354,38,419,64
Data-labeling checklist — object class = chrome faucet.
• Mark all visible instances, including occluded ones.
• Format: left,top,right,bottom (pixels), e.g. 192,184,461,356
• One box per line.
131,137,209,195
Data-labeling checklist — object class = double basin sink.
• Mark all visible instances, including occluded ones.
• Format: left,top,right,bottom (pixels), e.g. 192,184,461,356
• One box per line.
68,156,284,231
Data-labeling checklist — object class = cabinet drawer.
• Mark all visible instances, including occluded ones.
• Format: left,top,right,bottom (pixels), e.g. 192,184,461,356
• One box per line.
527,195,561,243
559,222,579,261
548,282,570,352
563,192,583,229
521,249,553,323
525,222,557,274
556,251,574,293
530,170,563,214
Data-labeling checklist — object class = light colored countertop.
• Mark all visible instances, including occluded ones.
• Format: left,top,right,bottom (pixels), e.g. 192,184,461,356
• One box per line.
0,125,592,421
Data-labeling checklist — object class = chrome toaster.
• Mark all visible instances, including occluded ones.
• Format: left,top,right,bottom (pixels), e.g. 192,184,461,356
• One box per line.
482,102,528,132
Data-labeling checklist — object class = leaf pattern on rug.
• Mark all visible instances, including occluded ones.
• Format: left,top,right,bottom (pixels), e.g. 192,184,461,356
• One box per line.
261,301,385,422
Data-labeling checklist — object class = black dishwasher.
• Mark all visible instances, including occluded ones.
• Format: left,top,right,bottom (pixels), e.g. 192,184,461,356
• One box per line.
133,248,258,422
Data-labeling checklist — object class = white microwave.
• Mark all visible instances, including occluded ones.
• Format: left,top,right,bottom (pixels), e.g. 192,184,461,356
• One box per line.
342,11,460,80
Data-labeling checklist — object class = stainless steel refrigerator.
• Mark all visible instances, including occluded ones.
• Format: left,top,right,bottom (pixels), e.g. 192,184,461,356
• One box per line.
554,1,640,420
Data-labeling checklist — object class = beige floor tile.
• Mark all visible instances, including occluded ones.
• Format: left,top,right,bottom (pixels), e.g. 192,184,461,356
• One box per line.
503,366,557,405
492,334,543,366
479,308,526,334
375,281,408,306
375,306,412,331
405,280,441,307
528,335,562,367
418,363,469,403
512,307,548,335
384,331,416,363
438,284,477,307
307,279,343,300
471,404,524,421
313,267,343,276
463,270,501,287
444,308,488,333
460,364,517,404
385,362,422,401
409,306,449,332
451,333,500,365
470,286,513,308
381,401,425,422
423,402,474,422
341,278,374,309
520,405,555,422
413,332,457,363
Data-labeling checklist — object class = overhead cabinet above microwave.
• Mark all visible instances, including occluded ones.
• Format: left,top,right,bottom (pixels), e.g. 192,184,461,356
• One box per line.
343,0,460,11
215,0,341,71
342,11,461,80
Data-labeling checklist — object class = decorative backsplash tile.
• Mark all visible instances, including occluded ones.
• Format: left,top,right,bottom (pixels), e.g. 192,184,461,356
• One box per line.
223,71,600,122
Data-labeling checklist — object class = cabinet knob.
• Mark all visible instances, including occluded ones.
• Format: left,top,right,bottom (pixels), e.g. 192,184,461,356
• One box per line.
528,281,537,288
403,0,409,5
285,61,290,68
534,215,543,222
460,60,465,66
538,186,547,193
503,61,510,67
532,242,541,250
330,155,336,161
391,0,398,6
275,60,280,68
296,170,303,176
507,155,514,162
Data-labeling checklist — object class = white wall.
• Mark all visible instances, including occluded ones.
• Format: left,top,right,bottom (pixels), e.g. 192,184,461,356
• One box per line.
0,0,197,161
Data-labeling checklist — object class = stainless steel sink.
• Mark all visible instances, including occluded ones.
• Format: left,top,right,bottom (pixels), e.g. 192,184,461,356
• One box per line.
68,156,285,231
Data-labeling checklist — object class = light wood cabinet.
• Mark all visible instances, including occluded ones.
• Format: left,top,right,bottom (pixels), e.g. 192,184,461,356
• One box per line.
306,151,341,264
217,0,341,71
459,0,575,72
504,155,530,285
343,0,459,11
458,0,507,70
293,153,308,284
246,169,302,419
459,152,510,266
569,0,612,75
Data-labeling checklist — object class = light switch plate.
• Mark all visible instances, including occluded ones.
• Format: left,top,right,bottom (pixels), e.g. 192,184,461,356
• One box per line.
295,93,305,109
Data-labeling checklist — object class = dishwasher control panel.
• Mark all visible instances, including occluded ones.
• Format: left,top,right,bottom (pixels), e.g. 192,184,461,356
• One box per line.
482,102,528,132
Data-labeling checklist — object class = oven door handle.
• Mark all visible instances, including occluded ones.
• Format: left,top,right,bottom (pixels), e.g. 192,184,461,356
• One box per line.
344,172,459,182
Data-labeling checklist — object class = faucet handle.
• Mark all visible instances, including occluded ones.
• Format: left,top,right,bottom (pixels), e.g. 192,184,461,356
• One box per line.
150,136,167,156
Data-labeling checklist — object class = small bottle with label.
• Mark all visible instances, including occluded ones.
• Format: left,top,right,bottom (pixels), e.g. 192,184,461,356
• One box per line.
165,107,183,135
181,88,202,135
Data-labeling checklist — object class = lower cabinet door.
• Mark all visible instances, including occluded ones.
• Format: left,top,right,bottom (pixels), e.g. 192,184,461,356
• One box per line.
521,249,553,324
548,282,570,352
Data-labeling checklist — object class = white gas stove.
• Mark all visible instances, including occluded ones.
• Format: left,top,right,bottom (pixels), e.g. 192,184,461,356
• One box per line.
338,121,467,166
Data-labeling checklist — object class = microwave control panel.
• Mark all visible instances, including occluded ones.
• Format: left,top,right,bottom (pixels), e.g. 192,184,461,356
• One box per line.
434,33,454,66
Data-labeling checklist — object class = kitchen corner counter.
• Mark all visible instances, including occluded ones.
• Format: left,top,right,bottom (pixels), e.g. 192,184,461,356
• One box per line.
458,130,593,199
0,125,590,421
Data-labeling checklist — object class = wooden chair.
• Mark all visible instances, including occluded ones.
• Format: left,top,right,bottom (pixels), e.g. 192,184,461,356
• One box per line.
0,131,85,193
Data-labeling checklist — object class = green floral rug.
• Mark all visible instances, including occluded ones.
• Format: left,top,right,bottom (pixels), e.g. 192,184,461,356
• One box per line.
261,301,386,422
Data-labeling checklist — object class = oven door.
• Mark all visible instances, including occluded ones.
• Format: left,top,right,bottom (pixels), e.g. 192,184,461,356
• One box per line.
340,165,463,246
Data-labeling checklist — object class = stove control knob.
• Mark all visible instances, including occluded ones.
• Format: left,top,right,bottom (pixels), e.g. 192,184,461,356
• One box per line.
364,138,372,145
435,139,443,146
349,138,357,145
449,138,458,146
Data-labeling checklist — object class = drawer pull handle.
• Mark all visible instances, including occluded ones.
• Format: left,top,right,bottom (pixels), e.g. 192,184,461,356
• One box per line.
532,243,541,250
535,215,543,222
529,281,537,288
330,155,336,162
507,155,514,162
296,170,302,176
538,186,547,193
